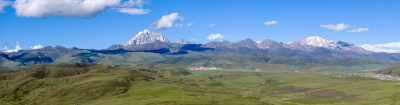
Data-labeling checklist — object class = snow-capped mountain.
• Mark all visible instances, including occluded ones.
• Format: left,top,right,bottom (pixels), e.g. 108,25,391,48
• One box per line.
124,29,170,46
298,36,337,48
117,30,371,54
284,36,370,54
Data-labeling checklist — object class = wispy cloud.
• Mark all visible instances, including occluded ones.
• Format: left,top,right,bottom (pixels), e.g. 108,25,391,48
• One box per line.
0,0,11,12
151,12,184,29
116,8,149,15
347,28,369,32
207,33,224,40
187,22,193,26
115,0,149,15
320,23,350,31
208,24,216,27
360,42,400,53
264,20,278,26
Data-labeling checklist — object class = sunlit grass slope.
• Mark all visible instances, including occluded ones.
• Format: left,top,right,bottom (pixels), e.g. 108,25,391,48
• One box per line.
1,63,400,105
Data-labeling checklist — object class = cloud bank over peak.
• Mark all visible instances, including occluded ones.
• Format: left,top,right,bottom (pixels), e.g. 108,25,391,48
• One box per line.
360,42,400,53
1,42,45,53
1,42,22,53
30,44,43,49
207,33,224,40
151,13,184,29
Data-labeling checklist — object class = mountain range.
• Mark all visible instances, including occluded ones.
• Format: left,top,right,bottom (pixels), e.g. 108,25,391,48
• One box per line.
1,29,400,69
104,30,382,60
108,30,371,54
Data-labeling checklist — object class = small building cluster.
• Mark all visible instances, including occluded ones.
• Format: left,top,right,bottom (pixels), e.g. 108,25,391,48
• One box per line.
188,67,222,70
359,73,400,81
329,73,400,81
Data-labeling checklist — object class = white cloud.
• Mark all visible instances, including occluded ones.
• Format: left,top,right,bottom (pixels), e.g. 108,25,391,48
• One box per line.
208,24,216,27
187,22,193,26
30,44,43,49
264,20,278,26
360,42,400,53
115,0,149,15
0,0,11,12
207,33,224,40
320,23,350,31
2,42,22,53
116,8,149,15
347,28,369,32
12,0,149,18
151,12,184,29
1,43,45,53
13,0,120,18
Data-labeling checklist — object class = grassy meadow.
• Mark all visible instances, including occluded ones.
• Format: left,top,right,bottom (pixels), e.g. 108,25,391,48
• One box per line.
1,63,400,105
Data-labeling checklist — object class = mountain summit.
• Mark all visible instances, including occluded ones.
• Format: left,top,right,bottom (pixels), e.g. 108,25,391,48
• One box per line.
124,29,170,46
302,36,336,47
285,36,370,54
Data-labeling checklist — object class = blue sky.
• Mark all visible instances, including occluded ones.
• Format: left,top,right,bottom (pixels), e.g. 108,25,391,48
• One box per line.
0,0,399,52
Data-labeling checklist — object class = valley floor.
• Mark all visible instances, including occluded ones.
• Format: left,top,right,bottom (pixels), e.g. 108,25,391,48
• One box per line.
87,70,400,105
1,65,400,105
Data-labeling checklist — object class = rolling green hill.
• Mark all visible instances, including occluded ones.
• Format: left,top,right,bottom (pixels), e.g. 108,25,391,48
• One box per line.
0,63,189,105
1,63,400,105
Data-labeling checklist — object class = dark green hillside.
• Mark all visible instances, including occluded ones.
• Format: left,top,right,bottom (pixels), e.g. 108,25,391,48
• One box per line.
0,56,20,68
10,52,54,65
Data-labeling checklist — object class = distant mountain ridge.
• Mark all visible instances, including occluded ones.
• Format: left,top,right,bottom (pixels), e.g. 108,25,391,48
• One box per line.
284,36,370,54
113,30,371,55
2,30,400,69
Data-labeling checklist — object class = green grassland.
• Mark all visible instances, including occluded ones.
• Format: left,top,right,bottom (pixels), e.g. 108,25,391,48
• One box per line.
1,63,400,105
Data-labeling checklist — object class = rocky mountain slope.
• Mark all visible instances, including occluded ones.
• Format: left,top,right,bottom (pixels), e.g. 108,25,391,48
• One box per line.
284,36,371,54
124,29,170,46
